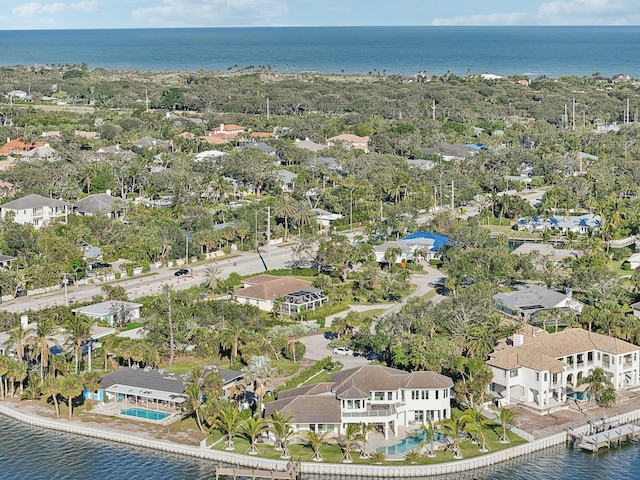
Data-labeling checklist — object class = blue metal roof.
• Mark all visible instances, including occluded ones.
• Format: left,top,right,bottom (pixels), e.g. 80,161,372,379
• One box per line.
403,231,451,250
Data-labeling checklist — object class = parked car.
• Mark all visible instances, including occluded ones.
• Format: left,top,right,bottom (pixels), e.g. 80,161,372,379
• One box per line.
90,262,111,269
174,268,190,276
332,347,354,356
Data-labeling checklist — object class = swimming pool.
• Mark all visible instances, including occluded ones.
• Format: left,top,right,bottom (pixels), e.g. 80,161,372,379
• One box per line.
120,408,170,421
376,429,444,455
567,391,591,401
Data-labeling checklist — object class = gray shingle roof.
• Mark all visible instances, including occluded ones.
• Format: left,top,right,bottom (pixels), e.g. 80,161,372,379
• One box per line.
75,193,125,215
100,367,185,394
2,193,68,210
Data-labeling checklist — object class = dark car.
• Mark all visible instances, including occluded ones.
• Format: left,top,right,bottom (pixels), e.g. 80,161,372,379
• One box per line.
90,262,111,269
174,268,190,276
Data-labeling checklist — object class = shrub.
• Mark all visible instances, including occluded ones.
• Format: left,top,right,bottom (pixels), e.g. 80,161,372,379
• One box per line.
282,341,306,361
266,357,334,400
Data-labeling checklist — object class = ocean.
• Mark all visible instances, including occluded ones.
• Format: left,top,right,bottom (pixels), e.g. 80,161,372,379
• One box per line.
1,26,639,78
0,414,637,480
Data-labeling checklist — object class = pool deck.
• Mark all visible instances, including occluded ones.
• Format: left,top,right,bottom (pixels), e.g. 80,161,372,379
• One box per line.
93,402,181,426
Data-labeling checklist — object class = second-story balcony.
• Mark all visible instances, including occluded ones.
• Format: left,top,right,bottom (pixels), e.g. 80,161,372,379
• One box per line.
342,403,405,419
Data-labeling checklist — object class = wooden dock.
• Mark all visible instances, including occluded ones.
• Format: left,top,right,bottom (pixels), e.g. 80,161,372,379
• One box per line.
215,460,299,480
569,423,640,452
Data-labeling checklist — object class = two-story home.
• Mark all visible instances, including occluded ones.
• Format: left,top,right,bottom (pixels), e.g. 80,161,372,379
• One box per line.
265,365,453,439
0,193,69,228
487,327,640,414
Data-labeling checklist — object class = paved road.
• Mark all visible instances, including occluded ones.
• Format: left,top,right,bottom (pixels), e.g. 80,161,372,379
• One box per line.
300,333,370,369
0,245,295,313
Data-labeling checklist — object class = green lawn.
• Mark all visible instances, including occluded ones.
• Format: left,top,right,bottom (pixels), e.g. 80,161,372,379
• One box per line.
208,422,526,465
119,322,143,332
271,359,302,377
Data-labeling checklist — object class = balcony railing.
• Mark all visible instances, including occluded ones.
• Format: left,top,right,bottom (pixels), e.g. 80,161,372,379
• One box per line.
342,405,404,418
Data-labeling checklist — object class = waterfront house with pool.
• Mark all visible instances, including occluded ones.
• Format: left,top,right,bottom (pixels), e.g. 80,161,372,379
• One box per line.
487,326,640,414
265,365,453,439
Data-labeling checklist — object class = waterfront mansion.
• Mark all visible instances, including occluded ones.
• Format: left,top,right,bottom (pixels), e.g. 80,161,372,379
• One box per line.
487,326,640,414
265,365,453,439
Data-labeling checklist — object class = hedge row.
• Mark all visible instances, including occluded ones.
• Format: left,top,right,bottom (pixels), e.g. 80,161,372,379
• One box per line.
266,356,336,401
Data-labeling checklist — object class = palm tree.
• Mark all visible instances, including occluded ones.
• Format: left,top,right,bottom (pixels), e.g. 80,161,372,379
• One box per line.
356,422,373,458
418,419,438,457
440,415,467,459
303,430,328,462
275,195,297,242
240,416,268,455
269,410,294,459
497,406,520,444
340,423,360,463
59,374,83,420
202,264,222,292
293,200,313,231
219,323,247,363
6,359,27,397
65,314,94,373
461,407,490,452
242,355,277,416
215,403,242,450
370,450,386,464
578,367,614,410
0,356,8,399
41,376,62,418
82,371,102,405
7,322,29,362
183,382,206,433
405,449,421,464
27,318,58,380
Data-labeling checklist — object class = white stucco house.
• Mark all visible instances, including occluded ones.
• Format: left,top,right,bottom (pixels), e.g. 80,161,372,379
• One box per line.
0,193,69,228
487,327,640,414
72,300,143,327
265,365,453,439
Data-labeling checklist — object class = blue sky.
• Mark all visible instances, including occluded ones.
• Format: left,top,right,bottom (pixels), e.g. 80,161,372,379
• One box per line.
2,0,639,30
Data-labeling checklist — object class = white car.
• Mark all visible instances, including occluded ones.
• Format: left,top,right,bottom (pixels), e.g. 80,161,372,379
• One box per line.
332,347,354,356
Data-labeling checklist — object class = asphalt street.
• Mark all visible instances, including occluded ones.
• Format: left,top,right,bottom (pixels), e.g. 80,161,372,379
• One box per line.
0,244,295,313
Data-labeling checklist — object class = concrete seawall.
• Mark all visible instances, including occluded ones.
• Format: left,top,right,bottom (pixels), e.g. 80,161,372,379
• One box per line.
2,402,640,478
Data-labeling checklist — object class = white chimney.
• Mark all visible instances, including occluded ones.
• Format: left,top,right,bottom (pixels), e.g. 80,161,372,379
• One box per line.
106,189,111,196
513,333,524,347
20,315,28,328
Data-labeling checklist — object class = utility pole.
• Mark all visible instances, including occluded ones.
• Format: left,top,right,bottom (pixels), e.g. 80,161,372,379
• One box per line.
63,272,68,305
266,206,271,265
572,98,576,130
266,97,270,119
185,234,191,266
431,98,436,120
451,181,455,211
254,209,258,249
349,188,353,231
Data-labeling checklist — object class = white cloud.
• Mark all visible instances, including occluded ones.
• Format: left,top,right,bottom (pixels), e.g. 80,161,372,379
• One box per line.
432,12,529,26
131,0,288,27
431,0,638,26
12,1,97,17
